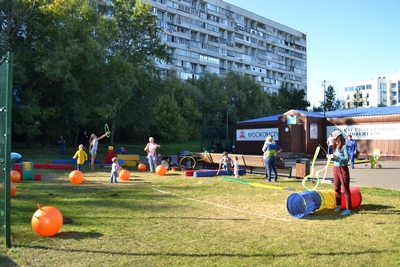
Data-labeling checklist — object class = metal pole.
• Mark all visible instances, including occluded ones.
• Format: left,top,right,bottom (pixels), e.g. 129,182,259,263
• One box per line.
323,80,326,118
226,110,228,150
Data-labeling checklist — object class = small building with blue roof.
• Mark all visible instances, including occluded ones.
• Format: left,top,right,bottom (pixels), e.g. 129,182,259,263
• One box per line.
235,106,400,158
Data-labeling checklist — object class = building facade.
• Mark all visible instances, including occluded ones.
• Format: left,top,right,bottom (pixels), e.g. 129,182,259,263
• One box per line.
343,72,400,108
149,0,307,94
234,106,400,159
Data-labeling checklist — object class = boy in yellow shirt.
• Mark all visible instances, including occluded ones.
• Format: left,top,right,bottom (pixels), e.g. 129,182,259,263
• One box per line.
73,144,88,171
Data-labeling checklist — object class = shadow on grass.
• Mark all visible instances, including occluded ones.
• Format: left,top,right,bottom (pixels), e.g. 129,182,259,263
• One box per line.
0,255,18,267
54,231,103,240
10,245,392,258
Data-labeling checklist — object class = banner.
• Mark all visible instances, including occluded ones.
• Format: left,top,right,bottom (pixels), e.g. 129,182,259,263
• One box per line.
327,124,400,140
236,128,279,141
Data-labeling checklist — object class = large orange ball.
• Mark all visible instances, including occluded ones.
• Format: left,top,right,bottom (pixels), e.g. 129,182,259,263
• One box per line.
10,170,21,182
31,205,63,237
0,181,17,197
138,163,147,172
156,165,167,176
119,170,130,181
69,170,84,184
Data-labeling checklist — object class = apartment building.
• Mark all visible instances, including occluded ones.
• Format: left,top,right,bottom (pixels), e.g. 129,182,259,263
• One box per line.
343,71,400,108
149,0,307,94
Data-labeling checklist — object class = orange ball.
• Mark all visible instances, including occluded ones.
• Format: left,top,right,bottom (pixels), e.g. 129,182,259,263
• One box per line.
138,163,147,172
156,165,167,176
31,205,63,237
10,170,21,182
119,170,130,181
0,181,17,197
69,170,84,184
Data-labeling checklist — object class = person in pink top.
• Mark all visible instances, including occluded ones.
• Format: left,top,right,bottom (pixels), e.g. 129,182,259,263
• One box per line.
144,137,160,173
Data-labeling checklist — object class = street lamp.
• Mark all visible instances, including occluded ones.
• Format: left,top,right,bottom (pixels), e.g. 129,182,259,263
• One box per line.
322,80,326,118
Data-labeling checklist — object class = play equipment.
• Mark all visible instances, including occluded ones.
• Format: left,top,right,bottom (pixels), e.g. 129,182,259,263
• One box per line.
156,165,167,176
193,169,246,178
34,163,75,170
14,162,34,180
340,186,362,209
10,170,21,182
0,181,17,197
286,186,362,219
31,205,63,237
104,146,116,164
363,148,382,169
100,159,126,168
116,154,139,167
69,170,84,184
221,178,294,190
52,159,98,165
138,163,147,172
119,170,130,181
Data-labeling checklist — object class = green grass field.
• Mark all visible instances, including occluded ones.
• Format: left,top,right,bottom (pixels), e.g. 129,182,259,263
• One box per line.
1,142,399,266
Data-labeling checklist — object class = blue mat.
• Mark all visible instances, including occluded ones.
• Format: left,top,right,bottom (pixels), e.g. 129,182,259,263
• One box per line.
194,169,246,178
53,159,99,164
100,160,126,168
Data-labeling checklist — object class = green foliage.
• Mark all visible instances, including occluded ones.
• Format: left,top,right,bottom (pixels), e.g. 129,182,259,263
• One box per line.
316,85,343,111
3,0,311,147
268,83,310,113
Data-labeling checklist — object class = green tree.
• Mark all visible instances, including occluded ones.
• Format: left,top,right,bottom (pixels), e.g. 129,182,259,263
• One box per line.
317,85,343,111
12,0,106,146
268,84,310,114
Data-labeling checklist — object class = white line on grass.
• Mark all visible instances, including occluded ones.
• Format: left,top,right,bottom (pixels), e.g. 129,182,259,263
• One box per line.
152,188,291,222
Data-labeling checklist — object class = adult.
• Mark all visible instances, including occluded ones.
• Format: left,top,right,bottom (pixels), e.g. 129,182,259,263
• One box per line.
262,135,282,182
144,137,160,173
327,130,352,216
81,131,90,149
58,136,66,155
89,132,109,171
326,134,334,155
345,134,358,169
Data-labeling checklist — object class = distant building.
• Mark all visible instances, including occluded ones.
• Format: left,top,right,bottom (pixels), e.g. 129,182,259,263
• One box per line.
150,0,307,95
343,72,400,108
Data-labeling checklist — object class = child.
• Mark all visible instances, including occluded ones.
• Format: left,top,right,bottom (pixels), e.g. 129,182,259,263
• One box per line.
110,157,120,183
73,144,88,171
89,132,110,171
233,156,240,178
327,130,352,216
219,151,232,174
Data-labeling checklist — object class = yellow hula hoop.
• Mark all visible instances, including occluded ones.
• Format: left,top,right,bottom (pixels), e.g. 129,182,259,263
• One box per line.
179,156,197,170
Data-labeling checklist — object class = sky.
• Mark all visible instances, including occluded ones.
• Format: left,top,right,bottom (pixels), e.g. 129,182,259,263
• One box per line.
225,0,400,107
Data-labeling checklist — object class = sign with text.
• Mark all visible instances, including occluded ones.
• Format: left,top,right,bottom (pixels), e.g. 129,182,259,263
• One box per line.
236,128,279,141
327,124,400,140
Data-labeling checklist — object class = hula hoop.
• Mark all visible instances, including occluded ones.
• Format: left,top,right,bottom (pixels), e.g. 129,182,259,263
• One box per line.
104,124,110,138
179,156,197,170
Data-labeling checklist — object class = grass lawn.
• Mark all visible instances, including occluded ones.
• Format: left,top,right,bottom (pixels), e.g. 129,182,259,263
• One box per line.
1,142,399,266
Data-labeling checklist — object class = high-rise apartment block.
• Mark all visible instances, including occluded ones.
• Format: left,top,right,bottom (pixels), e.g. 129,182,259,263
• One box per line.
343,72,400,108
150,0,307,94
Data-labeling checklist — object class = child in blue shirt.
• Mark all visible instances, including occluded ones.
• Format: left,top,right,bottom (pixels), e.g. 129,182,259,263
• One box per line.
110,157,120,183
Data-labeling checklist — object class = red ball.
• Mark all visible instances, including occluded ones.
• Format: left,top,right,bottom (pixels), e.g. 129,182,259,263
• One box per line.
0,181,17,197
119,170,130,181
69,170,84,184
31,205,63,237
156,165,167,176
138,163,147,172
10,170,21,182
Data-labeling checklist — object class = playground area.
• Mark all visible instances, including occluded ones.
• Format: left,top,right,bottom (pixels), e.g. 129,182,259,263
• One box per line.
1,161,399,266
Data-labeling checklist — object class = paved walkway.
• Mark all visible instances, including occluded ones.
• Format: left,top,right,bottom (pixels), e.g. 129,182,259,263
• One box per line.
285,158,400,191
140,156,400,191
